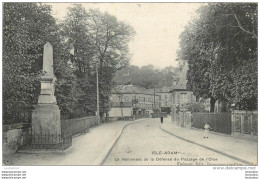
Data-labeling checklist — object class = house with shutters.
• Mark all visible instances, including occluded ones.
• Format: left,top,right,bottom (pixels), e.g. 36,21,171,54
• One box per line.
109,85,160,119
156,86,174,114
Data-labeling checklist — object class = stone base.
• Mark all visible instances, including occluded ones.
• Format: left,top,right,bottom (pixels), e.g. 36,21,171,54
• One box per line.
18,146,73,154
32,104,61,144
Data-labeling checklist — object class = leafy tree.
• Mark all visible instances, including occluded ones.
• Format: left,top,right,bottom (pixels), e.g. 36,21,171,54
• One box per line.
60,5,135,119
3,3,76,123
178,3,257,111
59,4,95,117
87,9,135,118
3,3,53,122
113,65,180,89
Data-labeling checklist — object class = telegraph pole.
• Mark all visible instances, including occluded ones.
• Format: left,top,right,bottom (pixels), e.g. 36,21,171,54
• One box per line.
153,89,156,111
96,63,100,123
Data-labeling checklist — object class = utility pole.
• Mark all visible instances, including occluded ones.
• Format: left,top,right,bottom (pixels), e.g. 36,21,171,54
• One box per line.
153,89,156,112
96,63,100,123
120,94,124,119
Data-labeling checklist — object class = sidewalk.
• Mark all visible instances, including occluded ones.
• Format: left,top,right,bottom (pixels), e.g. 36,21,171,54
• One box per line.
161,117,258,165
3,118,145,166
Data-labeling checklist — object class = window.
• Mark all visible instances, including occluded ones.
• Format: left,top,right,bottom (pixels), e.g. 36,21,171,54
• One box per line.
180,93,187,104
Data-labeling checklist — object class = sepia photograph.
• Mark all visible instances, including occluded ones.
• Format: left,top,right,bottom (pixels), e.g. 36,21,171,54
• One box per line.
1,1,258,178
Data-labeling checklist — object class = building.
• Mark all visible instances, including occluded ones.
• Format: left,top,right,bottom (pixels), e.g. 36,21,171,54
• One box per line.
156,86,174,114
109,85,160,118
108,101,133,118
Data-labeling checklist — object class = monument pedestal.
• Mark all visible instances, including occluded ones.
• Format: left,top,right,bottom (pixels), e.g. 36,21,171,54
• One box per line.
32,103,61,144
29,42,70,150
18,42,72,152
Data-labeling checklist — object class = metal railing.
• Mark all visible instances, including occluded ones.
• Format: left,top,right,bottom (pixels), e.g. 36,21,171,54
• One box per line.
5,116,98,151
21,132,72,151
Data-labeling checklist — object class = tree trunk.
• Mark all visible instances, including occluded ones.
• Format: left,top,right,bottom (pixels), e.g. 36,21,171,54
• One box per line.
210,96,215,112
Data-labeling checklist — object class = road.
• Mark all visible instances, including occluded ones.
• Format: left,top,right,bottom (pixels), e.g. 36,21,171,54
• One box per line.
103,118,246,166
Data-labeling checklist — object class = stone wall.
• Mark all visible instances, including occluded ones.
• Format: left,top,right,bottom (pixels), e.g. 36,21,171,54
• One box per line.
172,110,192,128
3,116,99,156
232,110,257,136
2,124,31,156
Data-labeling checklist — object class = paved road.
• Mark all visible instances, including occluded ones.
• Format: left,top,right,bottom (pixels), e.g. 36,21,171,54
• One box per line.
3,119,145,166
103,118,246,166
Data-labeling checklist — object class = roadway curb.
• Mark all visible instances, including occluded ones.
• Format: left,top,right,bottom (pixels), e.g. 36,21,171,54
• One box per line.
94,118,146,165
160,127,252,165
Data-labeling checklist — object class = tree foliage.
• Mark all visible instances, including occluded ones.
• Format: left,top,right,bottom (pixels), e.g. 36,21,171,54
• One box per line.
114,65,180,89
60,4,135,119
4,3,86,122
3,3,75,121
178,3,257,110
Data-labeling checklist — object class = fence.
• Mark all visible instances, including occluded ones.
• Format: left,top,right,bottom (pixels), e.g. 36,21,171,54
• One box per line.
20,116,98,150
4,116,99,154
232,110,257,136
192,112,232,135
20,120,73,151
21,133,72,151
63,116,99,136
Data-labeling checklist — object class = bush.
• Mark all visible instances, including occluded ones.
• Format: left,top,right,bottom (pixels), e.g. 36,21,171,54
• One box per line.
187,102,207,112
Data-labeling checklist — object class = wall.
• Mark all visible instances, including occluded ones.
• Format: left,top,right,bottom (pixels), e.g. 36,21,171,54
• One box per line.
3,116,99,156
173,110,192,128
2,124,31,157
232,110,257,136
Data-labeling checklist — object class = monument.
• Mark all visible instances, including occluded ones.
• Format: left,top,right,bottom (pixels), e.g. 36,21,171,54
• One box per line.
31,42,61,145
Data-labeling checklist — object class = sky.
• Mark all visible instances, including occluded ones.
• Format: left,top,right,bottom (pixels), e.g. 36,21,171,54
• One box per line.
48,3,204,69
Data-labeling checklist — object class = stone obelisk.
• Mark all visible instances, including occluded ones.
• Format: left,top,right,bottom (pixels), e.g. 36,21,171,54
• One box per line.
32,42,61,144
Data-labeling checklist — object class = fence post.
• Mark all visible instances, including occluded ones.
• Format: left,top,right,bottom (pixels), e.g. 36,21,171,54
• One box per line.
250,112,253,136
241,113,244,135
231,111,234,136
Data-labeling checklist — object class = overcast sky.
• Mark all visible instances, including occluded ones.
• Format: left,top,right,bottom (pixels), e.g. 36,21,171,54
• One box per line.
48,3,204,69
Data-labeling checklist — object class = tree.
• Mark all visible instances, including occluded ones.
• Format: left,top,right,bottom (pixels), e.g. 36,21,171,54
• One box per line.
178,3,257,111
61,4,96,74
113,65,180,89
60,4,97,117
87,9,135,118
3,3,77,122
60,5,135,119
3,3,53,122
88,9,135,70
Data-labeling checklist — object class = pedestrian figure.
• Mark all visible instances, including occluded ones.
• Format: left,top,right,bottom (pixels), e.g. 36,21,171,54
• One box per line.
160,116,163,124
204,122,210,138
